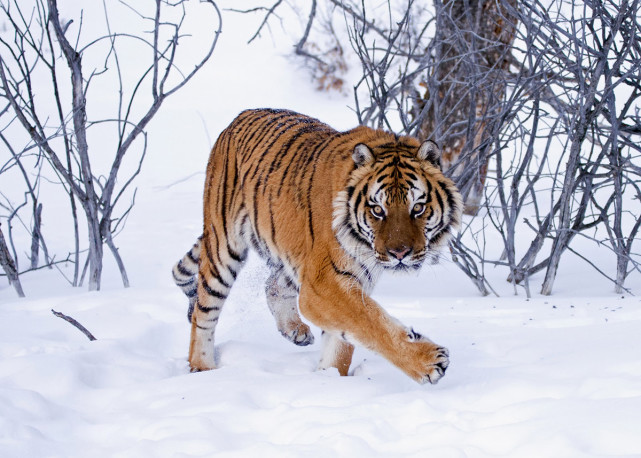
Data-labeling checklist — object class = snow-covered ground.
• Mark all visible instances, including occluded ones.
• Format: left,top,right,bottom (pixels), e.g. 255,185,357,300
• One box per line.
2,2,641,457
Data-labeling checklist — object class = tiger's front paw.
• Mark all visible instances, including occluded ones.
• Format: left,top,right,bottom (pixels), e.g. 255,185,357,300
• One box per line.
189,361,216,373
188,351,216,373
401,337,450,385
419,345,449,384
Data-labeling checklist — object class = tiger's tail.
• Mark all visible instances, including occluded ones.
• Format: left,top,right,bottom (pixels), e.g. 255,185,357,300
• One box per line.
172,237,202,322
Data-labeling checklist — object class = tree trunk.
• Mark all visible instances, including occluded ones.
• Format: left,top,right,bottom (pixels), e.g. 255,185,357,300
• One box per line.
0,223,25,297
419,0,518,215
30,203,43,269
49,0,104,291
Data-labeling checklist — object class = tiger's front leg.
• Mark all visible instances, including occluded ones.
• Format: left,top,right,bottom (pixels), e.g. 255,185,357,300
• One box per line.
317,331,354,376
299,268,449,384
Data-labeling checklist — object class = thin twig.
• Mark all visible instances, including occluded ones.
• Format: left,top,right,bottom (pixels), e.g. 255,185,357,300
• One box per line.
51,309,97,341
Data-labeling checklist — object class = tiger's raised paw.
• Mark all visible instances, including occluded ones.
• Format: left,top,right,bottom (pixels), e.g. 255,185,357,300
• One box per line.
281,323,315,346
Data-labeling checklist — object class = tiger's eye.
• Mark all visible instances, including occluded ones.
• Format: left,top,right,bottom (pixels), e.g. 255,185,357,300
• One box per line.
412,203,425,216
371,205,385,218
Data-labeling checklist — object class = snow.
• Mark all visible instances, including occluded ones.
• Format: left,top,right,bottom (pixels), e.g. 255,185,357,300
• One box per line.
2,2,641,457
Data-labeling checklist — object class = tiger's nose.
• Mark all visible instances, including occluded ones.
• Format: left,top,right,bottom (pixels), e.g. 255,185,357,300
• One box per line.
388,246,411,260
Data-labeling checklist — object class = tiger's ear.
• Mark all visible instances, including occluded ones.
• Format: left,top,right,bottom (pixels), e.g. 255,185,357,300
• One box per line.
352,143,374,167
417,140,441,168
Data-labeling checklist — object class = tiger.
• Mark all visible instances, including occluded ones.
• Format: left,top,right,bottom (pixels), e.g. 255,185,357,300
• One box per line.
172,108,462,384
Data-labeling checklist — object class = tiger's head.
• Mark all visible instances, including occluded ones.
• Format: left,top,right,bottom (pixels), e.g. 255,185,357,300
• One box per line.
333,138,463,275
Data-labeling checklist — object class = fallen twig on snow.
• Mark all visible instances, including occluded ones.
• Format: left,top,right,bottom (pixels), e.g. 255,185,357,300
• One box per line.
51,309,97,341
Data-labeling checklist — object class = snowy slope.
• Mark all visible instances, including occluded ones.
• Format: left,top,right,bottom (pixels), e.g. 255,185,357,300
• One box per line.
2,2,641,457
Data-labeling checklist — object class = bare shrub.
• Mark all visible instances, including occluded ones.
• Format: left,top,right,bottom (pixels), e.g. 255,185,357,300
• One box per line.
0,0,222,293
258,0,641,295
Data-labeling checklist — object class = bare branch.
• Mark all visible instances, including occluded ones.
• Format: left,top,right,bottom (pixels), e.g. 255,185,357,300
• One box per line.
51,309,97,341
244,0,283,44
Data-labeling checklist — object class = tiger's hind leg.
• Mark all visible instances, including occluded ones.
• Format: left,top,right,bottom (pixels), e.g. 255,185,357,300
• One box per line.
189,234,247,372
265,266,314,346
172,238,202,322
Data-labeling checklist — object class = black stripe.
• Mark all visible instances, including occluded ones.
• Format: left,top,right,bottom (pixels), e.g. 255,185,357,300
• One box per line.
220,150,231,243
439,180,460,217
175,278,195,288
210,265,231,289
252,187,261,253
345,186,355,199
432,220,445,234
305,153,323,243
430,230,447,247
187,248,199,264
228,265,238,280
227,244,242,263
201,276,227,299
230,140,239,192
172,269,185,283
176,261,194,277
214,229,230,270
362,265,373,284
249,232,267,258
373,185,385,201
376,160,397,175
377,141,414,151
331,260,360,284
348,225,371,247
354,190,363,215
307,203,314,243
425,179,433,197
357,219,373,241
434,186,444,210
204,236,218,271
196,299,221,313
268,192,277,245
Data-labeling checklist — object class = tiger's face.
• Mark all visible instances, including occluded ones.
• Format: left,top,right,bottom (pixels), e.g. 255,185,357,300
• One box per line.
333,140,462,274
